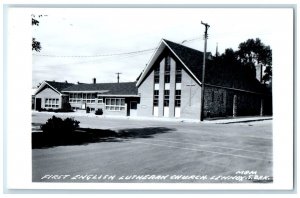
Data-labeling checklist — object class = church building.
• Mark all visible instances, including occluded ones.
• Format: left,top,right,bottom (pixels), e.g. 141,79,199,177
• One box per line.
136,39,271,119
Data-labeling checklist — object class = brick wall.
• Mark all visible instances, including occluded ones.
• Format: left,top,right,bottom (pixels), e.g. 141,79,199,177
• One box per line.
204,86,263,118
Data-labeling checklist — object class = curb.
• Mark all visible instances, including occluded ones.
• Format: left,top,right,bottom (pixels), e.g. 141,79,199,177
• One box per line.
204,117,273,124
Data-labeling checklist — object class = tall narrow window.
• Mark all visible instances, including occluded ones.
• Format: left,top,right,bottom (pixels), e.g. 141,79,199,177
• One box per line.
164,75,170,83
153,90,159,106
175,64,182,83
175,74,181,83
175,90,181,107
165,56,171,74
165,56,171,83
164,90,170,107
154,66,160,83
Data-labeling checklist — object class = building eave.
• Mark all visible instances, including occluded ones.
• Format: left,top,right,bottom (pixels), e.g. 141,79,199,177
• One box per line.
97,94,140,97
136,39,165,87
162,40,202,86
205,83,269,95
34,81,62,96
62,90,110,93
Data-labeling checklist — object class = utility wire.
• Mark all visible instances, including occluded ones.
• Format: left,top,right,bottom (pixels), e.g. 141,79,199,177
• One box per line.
32,37,203,58
33,48,158,58
32,31,272,58
34,48,155,68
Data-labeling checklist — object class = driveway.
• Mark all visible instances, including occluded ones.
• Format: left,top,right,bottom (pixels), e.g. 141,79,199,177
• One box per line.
32,112,273,183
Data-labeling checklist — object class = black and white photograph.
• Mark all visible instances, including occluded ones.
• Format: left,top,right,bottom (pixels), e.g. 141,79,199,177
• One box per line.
30,7,276,184
3,3,295,193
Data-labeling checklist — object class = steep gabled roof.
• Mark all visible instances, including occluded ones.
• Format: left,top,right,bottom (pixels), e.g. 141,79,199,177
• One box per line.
163,39,207,81
62,82,138,96
136,38,263,93
34,81,74,95
136,39,208,87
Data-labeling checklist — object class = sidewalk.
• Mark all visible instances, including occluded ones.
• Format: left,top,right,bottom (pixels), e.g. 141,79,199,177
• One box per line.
32,111,272,124
203,116,273,124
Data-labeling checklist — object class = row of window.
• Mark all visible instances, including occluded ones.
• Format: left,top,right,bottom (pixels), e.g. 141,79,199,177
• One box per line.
155,70,181,83
69,99,97,103
69,98,126,112
154,56,182,84
153,56,182,108
69,98,104,104
162,90,181,107
105,98,126,111
45,98,59,108
154,90,181,107
69,93,97,99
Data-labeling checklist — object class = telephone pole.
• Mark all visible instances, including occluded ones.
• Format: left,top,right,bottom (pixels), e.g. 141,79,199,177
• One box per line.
200,21,210,121
116,72,122,83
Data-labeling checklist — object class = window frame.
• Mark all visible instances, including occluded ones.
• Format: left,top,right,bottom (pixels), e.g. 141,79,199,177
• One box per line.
105,98,126,111
44,98,59,108
175,90,181,107
164,90,170,107
153,90,159,107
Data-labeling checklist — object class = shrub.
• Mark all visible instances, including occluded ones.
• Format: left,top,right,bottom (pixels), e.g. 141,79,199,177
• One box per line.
40,116,80,134
62,102,72,112
95,108,103,115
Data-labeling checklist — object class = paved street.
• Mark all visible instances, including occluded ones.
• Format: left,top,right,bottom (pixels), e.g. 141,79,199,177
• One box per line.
32,112,273,183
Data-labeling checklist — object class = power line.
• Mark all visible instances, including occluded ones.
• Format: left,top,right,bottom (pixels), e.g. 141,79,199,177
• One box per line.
32,37,203,58
33,48,157,58
32,32,272,59
34,48,156,68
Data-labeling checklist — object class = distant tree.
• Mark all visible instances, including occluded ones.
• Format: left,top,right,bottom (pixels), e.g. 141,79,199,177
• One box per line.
32,17,39,26
32,15,42,52
32,38,41,52
222,48,237,64
237,38,272,84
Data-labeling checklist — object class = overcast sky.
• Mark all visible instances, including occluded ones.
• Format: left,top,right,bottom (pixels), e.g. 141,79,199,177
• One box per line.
32,8,290,87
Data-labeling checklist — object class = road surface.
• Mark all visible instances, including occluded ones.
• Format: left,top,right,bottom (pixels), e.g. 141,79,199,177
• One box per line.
32,112,273,183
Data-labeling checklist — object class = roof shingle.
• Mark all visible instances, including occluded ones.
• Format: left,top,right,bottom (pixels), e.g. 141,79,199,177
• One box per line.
163,39,206,80
62,82,138,95
163,39,263,92
45,81,74,92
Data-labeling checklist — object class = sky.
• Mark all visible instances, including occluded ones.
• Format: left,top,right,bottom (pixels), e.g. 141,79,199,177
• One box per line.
32,8,290,87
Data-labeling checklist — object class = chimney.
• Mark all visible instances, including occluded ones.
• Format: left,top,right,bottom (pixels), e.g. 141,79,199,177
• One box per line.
93,78,96,84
